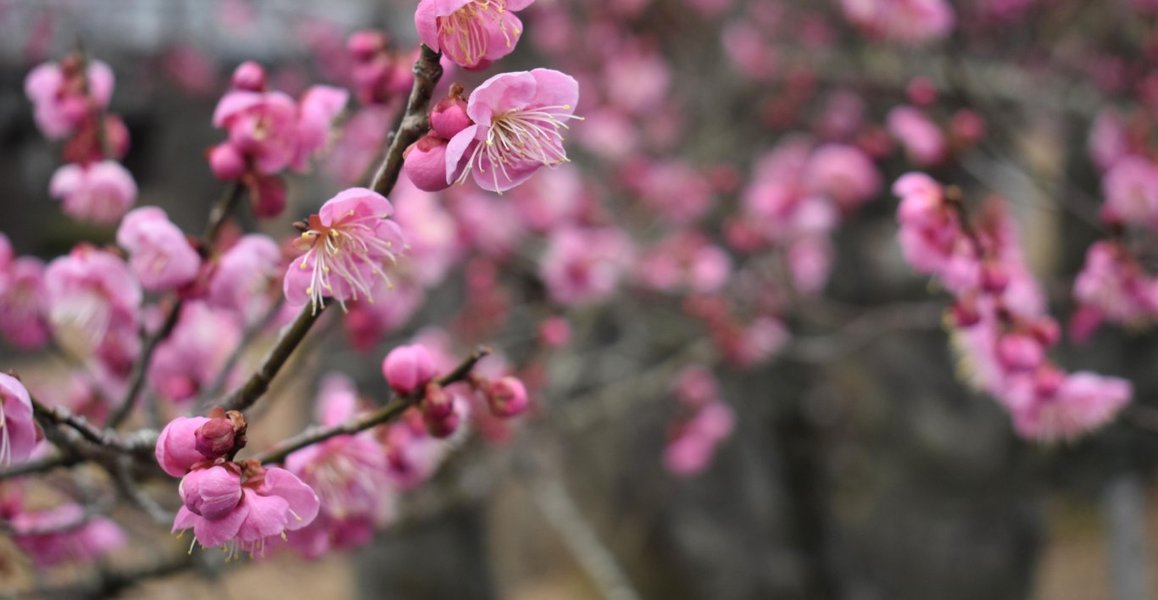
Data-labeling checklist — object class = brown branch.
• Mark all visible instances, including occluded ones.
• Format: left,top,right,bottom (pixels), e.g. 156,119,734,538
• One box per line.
220,302,327,412
255,346,491,464
204,181,244,245
369,44,443,196
33,397,135,453
0,453,79,482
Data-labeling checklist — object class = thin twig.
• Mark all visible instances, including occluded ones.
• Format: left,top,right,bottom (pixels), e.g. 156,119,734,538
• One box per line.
0,453,79,482
220,303,327,413
255,346,491,464
32,397,135,453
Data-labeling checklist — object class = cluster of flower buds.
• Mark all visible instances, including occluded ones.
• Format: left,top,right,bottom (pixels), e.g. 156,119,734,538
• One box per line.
1069,143,1158,340
25,52,136,224
156,408,320,558
209,62,349,218
895,173,1132,441
664,366,735,477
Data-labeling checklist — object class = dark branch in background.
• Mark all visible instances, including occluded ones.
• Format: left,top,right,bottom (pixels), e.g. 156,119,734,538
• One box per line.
33,397,137,453
256,346,490,464
370,45,442,196
109,182,247,428
0,453,79,482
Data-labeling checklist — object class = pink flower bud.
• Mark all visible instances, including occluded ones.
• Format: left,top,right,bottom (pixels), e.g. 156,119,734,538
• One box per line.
231,61,266,91
538,317,571,348
209,143,246,180
179,466,242,519
997,333,1044,371
424,409,459,439
402,133,451,192
155,416,211,477
348,31,387,61
382,345,437,395
486,376,529,418
247,173,286,218
430,94,471,139
421,382,455,420
980,261,1010,292
194,411,246,459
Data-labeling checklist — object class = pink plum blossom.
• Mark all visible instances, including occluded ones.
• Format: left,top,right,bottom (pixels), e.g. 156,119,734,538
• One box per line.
841,0,955,45
9,502,125,567
887,106,946,166
155,416,212,477
44,246,142,377
207,234,283,326
0,373,37,467
0,257,51,349
383,345,438,395
48,161,137,225
284,375,395,557
447,69,580,192
539,226,633,306
149,302,242,403
415,0,534,70
116,206,202,292
24,58,114,140
284,188,406,312
1012,372,1132,442
172,463,320,557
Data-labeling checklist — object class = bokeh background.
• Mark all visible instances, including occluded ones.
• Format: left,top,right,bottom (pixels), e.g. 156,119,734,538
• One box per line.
3,1,1158,599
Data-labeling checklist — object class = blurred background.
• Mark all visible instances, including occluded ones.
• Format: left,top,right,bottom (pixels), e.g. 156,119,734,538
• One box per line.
3,0,1158,599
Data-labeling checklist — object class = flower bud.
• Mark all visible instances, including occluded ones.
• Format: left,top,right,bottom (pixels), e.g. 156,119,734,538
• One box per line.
209,143,246,180
247,173,286,218
401,133,451,192
155,416,212,477
348,31,388,61
997,333,1044,371
179,465,242,520
421,382,454,421
231,61,266,91
382,345,437,395
430,93,471,139
424,410,459,438
485,376,529,418
194,410,247,459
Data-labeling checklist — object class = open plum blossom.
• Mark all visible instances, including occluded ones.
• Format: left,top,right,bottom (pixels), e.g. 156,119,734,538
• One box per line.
0,250,51,350
415,0,534,70
284,375,395,557
24,57,114,140
207,234,283,326
0,373,37,467
211,64,349,177
284,188,407,312
6,500,126,567
173,462,320,558
48,161,137,225
116,207,201,292
447,68,580,192
44,246,142,378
